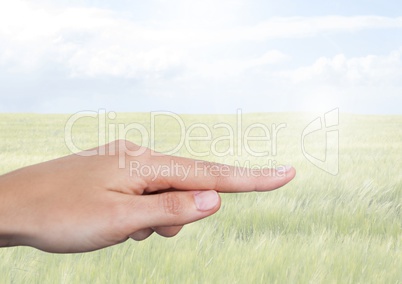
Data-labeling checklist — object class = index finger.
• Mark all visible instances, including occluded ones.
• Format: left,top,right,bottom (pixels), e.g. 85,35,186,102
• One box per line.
136,153,296,193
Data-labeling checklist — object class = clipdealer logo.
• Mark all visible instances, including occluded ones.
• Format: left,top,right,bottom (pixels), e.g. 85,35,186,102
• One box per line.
64,108,339,175
64,109,287,168
301,108,339,175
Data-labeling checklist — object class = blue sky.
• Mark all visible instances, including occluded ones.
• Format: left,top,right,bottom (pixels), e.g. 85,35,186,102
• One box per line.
0,0,401,114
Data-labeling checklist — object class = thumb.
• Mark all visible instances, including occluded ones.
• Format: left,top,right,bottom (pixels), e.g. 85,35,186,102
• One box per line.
130,190,221,229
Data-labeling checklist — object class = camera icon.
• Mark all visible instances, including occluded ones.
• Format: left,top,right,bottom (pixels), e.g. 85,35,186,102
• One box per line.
301,108,339,175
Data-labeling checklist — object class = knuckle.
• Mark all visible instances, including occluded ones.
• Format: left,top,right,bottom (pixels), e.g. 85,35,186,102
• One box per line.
159,192,183,216
115,139,135,154
201,161,220,176
202,161,226,190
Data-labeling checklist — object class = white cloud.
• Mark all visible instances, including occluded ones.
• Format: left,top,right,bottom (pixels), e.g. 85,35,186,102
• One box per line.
67,46,186,79
1,1,402,79
191,50,290,78
1,1,402,114
272,49,402,113
241,16,402,40
277,49,402,86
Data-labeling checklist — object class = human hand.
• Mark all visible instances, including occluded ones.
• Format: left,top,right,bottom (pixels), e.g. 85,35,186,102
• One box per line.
0,140,295,253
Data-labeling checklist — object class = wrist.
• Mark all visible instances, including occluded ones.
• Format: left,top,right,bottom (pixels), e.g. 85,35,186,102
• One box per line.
0,172,26,248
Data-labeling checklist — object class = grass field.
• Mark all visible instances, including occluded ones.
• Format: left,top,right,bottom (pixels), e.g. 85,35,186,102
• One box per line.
0,111,401,283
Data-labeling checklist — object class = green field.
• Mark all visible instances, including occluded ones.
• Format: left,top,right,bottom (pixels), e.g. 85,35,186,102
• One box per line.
0,112,401,283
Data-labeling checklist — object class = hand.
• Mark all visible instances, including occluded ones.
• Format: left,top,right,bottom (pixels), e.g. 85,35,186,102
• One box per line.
0,140,295,253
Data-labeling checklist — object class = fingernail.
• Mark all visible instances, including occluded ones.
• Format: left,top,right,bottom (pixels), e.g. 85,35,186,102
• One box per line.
284,165,293,172
194,190,219,211
276,165,293,175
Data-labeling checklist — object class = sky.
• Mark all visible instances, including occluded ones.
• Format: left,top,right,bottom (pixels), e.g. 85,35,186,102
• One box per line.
0,0,401,114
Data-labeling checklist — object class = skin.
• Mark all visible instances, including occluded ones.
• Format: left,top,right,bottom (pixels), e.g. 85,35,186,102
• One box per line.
0,140,296,253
